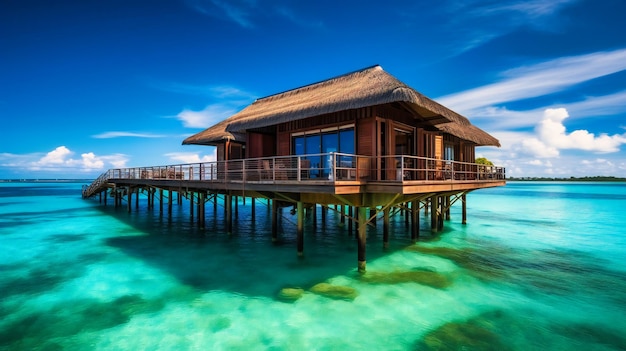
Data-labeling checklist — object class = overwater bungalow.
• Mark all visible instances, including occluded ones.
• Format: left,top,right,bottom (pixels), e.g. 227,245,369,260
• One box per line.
83,65,505,272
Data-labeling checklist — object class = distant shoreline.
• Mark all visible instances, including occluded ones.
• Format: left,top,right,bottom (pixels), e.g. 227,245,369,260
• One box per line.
507,176,626,182
0,179,93,183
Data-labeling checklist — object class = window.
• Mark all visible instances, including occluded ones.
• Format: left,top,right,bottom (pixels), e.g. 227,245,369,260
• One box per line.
292,125,354,178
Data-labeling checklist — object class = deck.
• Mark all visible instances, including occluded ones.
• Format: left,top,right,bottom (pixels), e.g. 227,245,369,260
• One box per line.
82,153,505,272
83,153,505,207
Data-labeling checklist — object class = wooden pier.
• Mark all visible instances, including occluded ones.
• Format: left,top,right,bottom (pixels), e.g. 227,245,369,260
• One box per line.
83,65,507,271
83,153,505,272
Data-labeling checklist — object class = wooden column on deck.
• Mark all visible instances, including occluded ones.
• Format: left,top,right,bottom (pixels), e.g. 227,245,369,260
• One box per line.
357,207,367,273
297,201,304,256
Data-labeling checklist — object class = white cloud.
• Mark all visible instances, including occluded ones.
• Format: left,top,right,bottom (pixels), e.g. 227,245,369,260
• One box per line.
37,146,72,165
1,146,129,173
164,150,216,164
92,131,165,139
506,108,626,159
176,104,238,128
438,48,626,113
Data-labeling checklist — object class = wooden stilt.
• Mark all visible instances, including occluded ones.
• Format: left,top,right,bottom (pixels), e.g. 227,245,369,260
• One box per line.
271,199,278,242
135,188,139,209
103,190,107,206
159,188,164,215
99,192,102,204
431,198,436,230
312,204,317,231
404,203,409,228
190,191,194,223
234,196,239,218
321,205,327,224
357,206,367,273
445,196,450,220
370,208,377,225
438,197,444,231
127,186,132,213
225,194,232,234
348,206,353,236
462,194,467,224
411,200,419,241
383,207,390,249
168,190,173,218
297,201,304,256
340,205,345,225
251,197,256,221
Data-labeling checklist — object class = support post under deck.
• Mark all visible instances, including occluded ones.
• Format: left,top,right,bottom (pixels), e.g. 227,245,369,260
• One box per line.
383,207,390,249
297,201,304,256
411,199,419,241
357,206,367,273
462,194,467,225
271,199,278,242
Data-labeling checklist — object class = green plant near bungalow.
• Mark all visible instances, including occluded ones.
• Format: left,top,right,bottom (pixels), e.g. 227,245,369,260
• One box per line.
475,157,494,166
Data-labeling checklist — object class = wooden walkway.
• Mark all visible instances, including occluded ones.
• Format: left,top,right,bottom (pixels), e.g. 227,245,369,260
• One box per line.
82,153,505,272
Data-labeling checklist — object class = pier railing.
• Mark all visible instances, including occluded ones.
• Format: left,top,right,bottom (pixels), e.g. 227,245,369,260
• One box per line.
82,153,505,197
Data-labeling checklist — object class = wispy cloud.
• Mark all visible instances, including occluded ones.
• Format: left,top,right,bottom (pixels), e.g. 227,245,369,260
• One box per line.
91,131,166,139
185,0,257,28
0,146,129,173
163,84,256,128
443,0,578,54
438,48,626,113
165,150,216,164
176,104,239,128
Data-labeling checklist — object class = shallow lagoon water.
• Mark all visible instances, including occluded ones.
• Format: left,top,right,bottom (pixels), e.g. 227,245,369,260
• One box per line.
1,181,625,350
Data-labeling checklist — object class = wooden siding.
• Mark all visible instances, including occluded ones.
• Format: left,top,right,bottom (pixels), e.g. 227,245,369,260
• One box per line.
247,132,275,158
277,107,372,133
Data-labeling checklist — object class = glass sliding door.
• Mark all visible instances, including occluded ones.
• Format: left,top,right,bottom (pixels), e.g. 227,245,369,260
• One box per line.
292,126,355,179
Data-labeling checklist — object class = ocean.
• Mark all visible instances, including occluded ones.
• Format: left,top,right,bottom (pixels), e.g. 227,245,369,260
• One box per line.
1,181,625,350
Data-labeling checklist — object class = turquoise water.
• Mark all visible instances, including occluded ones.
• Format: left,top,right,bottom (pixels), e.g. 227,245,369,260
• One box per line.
1,181,626,350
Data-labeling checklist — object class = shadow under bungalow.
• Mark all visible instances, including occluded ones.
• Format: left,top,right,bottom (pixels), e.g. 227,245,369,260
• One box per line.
83,65,506,272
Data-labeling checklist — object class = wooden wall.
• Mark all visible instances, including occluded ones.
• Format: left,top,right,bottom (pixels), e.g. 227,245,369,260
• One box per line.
247,132,275,158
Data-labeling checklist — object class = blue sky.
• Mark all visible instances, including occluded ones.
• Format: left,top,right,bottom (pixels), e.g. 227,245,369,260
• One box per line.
1,0,625,179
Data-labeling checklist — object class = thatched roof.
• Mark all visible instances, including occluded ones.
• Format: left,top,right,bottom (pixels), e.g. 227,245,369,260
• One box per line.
436,122,501,147
182,118,246,145
183,65,500,147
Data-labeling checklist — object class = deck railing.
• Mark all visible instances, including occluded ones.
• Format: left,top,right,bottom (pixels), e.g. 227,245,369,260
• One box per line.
82,153,505,197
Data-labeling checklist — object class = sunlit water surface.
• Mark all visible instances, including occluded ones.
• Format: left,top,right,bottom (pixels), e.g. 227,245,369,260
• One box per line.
1,181,625,350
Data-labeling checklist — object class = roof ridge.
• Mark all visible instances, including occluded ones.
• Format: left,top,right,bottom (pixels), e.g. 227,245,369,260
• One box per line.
256,65,382,101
